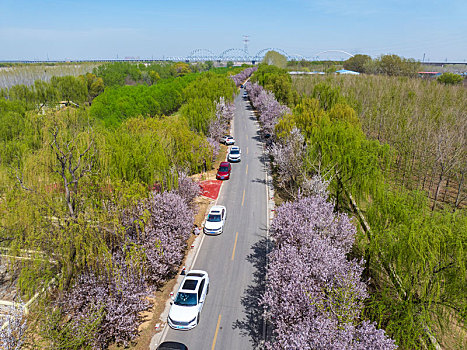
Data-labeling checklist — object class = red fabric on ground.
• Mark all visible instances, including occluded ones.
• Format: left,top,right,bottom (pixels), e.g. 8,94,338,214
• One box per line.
200,180,222,200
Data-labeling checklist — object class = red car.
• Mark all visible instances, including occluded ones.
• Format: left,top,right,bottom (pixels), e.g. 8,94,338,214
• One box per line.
216,162,231,180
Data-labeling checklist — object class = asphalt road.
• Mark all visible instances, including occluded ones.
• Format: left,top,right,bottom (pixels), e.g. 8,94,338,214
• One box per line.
161,89,269,349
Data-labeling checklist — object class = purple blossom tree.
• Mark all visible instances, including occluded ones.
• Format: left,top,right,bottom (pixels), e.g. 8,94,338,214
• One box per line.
0,300,27,350
245,82,290,136
207,97,236,161
270,128,307,198
299,173,331,199
174,171,201,206
61,254,150,348
59,188,195,348
263,194,396,349
128,191,194,286
230,67,257,86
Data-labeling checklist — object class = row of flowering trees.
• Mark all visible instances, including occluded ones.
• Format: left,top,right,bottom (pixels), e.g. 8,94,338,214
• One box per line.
206,97,236,161
265,195,396,349
58,175,199,348
230,67,257,87
244,71,396,349
0,174,201,349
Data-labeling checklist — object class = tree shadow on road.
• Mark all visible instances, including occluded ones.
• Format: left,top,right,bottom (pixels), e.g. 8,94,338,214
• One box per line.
232,236,274,348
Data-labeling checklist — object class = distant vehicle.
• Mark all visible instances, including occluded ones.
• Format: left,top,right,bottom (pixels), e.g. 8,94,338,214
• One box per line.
157,342,188,350
168,270,210,330
216,161,231,180
220,135,235,145
204,205,226,235
243,92,248,98
228,146,241,162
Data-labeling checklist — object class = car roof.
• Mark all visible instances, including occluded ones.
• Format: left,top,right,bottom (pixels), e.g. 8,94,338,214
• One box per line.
157,342,187,350
179,270,208,293
210,205,226,212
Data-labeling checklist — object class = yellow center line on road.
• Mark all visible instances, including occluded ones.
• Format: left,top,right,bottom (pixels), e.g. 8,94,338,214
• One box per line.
246,147,248,155
231,232,239,260
245,164,248,175
211,314,222,350
241,189,246,207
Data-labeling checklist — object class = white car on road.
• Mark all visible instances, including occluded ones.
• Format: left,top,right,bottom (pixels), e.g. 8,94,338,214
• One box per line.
168,270,210,330
228,146,241,162
203,205,226,235
220,135,235,145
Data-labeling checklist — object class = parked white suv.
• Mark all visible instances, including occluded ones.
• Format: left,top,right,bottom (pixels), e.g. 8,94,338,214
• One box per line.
168,270,210,330
228,146,241,162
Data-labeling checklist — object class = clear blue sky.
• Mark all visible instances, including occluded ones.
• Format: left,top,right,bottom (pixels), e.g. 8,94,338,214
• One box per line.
1,0,466,62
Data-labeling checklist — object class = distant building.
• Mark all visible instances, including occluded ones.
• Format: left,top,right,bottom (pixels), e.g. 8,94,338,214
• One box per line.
289,71,325,75
335,69,360,75
418,71,442,78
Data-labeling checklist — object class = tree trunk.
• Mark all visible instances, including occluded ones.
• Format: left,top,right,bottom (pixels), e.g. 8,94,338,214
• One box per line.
442,177,450,203
432,171,444,211
455,171,464,210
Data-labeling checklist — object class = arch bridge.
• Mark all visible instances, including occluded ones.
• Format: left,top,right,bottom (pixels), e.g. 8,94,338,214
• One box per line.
178,48,356,62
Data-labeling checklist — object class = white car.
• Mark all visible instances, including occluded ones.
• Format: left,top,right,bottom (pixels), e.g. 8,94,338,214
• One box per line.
168,270,210,330
203,205,226,235
228,146,241,162
220,135,235,145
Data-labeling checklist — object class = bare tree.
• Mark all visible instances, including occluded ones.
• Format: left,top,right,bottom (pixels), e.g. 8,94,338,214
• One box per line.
431,123,465,211
50,126,95,218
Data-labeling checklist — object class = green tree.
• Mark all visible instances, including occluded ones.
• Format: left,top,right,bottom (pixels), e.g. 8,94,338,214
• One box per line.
437,72,464,85
8,84,35,105
343,54,372,73
262,50,288,68
205,61,214,70
364,189,467,348
374,54,421,77
33,80,59,109
148,70,160,85
51,76,88,104
173,62,191,76
252,64,296,106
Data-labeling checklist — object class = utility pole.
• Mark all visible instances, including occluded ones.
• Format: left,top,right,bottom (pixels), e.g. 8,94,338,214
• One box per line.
243,35,250,57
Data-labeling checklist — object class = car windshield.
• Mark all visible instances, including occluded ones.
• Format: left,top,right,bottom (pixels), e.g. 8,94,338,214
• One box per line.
219,166,229,172
174,292,198,306
230,149,239,154
207,214,222,222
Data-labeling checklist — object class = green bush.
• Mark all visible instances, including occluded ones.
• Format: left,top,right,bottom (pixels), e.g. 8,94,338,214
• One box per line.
437,72,464,85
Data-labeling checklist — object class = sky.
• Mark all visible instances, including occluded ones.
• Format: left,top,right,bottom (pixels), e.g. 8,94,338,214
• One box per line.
1,0,466,62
